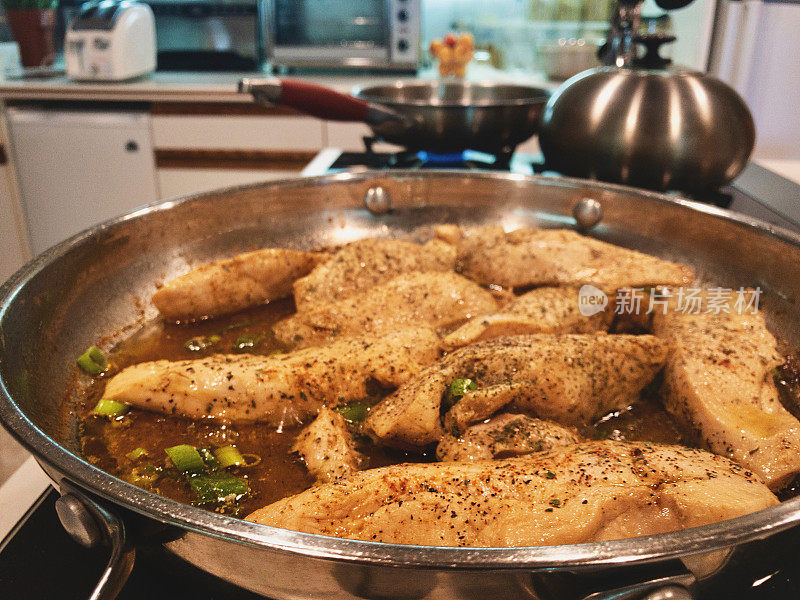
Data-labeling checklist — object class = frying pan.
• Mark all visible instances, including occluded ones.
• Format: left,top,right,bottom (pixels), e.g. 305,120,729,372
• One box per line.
2,172,800,600
239,78,550,154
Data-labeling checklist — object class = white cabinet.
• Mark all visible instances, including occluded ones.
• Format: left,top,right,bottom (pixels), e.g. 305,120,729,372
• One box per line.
152,114,325,151
157,168,300,199
6,108,159,255
150,113,325,198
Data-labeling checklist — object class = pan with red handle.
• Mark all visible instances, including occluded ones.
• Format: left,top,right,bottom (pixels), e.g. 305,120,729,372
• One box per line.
239,77,550,154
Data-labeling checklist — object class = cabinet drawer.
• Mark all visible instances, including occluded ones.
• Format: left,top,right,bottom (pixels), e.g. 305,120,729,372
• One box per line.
152,115,325,151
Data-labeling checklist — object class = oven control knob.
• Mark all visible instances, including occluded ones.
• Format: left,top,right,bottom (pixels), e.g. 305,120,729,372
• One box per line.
397,39,409,52
397,8,408,21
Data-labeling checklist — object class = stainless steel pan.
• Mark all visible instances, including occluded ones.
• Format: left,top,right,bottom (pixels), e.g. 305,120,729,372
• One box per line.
2,172,800,600
239,78,550,154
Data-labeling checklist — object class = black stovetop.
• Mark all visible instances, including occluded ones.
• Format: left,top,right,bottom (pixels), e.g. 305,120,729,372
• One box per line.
0,488,263,599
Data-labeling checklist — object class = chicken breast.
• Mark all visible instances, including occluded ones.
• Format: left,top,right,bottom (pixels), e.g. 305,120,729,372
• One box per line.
103,327,440,426
436,413,581,462
456,226,693,290
246,440,777,547
442,286,612,350
292,406,364,482
152,248,325,322
652,295,800,490
365,334,669,447
293,238,456,312
275,271,498,349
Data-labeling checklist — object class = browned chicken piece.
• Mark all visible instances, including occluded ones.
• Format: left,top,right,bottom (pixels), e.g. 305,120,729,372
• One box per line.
363,368,449,448
274,271,498,349
433,223,464,245
293,238,457,312
652,294,800,490
246,440,777,547
442,286,612,350
436,413,581,462
365,334,668,448
456,226,693,290
151,248,325,322
292,406,364,482
103,327,440,426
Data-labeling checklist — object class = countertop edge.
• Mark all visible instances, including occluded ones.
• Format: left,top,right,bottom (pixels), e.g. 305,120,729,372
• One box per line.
0,68,556,104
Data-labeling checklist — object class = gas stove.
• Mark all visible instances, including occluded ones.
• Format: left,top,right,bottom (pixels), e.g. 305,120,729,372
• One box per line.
2,152,800,600
302,146,800,232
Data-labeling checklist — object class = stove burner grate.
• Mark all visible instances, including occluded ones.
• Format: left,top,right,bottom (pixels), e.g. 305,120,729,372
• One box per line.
360,137,514,171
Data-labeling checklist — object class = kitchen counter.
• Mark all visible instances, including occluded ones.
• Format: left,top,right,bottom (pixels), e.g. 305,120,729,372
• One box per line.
0,66,555,103
755,159,800,186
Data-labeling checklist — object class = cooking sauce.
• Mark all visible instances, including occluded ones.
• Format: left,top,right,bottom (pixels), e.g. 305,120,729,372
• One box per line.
77,299,431,516
78,294,792,518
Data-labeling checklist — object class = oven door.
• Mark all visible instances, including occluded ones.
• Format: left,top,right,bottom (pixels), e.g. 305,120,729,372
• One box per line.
267,0,417,69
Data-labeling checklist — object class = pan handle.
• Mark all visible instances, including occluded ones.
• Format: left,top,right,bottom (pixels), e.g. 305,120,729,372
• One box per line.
580,573,695,600
55,485,135,600
239,78,402,126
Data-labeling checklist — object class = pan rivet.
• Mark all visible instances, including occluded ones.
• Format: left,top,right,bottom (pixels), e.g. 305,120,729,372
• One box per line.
364,186,392,216
55,493,103,548
573,197,603,229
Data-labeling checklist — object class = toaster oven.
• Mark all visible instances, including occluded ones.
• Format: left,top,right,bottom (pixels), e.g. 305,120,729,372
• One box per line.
264,0,419,71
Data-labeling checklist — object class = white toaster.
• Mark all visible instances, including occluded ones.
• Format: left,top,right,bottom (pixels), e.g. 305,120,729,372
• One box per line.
65,0,156,81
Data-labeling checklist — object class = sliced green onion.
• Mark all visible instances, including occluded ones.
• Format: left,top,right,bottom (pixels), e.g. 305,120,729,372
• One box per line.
198,447,220,470
126,447,148,461
334,402,369,423
165,444,205,474
213,445,245,468
128,464,161,485
92,399,129,417
233,334,258,351
219,320,250,333
208,334,222,343
88,346,106,364
188,472,249,505
443,378,477,410
77,346,108,375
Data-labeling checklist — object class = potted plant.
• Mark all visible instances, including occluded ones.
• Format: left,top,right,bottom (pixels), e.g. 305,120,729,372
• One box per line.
2,0,58,68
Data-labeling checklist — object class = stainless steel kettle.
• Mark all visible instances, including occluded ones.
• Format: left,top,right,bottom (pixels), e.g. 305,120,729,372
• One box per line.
539,1,755,193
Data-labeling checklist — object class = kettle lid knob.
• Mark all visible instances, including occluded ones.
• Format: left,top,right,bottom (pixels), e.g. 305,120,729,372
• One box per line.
633,33,676,69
